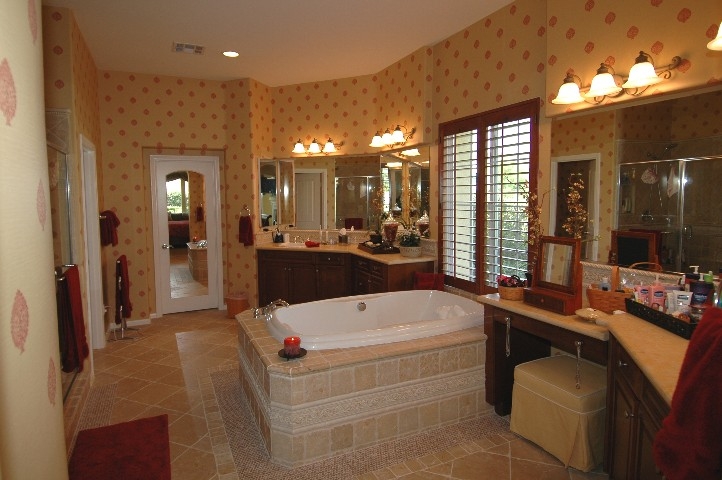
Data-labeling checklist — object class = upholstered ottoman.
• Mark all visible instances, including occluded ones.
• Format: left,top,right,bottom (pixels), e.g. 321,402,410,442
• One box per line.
510,354,607,472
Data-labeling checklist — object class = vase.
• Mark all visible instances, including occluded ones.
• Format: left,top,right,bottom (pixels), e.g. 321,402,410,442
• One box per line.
399,246,422,258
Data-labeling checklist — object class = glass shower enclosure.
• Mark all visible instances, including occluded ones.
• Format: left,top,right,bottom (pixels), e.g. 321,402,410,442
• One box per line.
616,155,722,274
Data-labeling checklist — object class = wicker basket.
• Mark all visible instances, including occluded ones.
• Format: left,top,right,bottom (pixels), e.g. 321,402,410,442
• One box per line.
498,286,525,301
586,287,632,314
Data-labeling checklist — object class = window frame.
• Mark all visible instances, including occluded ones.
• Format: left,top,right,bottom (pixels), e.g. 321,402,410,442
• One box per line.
438,99,540,295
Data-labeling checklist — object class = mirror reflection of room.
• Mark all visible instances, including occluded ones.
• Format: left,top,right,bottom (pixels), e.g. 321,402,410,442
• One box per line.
166,170,208,298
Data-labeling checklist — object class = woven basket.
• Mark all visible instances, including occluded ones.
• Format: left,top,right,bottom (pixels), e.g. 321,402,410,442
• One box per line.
498,286,524,301
586,287,632,314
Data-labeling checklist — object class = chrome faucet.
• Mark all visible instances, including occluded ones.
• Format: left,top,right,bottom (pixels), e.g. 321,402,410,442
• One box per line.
252,299,290,319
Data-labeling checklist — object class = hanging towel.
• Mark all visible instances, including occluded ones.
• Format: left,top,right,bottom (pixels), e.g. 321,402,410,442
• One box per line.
115,255,133,324
56,266,89,373
99,210,120,246
195,205,204,222
239,215,254,246
653,307,722,480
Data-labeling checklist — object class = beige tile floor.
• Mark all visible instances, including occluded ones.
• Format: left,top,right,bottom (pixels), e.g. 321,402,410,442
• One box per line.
170,247,208,298
84,309,609,480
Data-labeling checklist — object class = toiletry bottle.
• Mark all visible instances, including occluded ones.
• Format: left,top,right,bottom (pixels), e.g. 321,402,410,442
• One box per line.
685,265,700,289
600,276,611,292
649,274,667,312
689,280,713,323
634,283,650,306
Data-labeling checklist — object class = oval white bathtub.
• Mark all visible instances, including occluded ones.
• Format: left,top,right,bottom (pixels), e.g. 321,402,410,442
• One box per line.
266,290,484,350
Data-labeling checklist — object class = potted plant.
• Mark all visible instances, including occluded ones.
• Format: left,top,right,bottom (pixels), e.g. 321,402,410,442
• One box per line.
397,228,422,257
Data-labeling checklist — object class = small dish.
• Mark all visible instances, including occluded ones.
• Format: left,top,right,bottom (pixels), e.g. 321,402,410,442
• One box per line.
575,308,607,322
278,347,307,360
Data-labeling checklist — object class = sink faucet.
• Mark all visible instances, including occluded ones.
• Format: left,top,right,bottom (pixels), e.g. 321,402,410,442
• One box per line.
252,299,290,319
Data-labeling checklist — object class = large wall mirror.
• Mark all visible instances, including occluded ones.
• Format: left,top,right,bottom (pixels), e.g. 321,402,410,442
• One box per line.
259,159,295,227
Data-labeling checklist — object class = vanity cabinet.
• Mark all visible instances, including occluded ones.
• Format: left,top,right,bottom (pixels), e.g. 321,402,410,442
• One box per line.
605,335,669,480
352,256,434,295
257,250,349,305
485,305,608,416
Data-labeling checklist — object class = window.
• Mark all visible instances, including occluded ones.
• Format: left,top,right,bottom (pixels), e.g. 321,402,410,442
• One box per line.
439,99,539,294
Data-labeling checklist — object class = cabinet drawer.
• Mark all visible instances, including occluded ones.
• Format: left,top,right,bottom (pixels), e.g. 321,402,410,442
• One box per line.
354,257,370,272
315,253,345,266
258,250,312,264
369,262,384,278
612,340,644,396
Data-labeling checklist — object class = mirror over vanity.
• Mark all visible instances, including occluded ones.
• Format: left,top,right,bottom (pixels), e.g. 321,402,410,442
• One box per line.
258,147,430,232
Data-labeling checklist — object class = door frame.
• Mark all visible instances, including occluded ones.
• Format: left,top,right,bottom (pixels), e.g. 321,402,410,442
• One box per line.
80,135,105,355
295,168,327,229
150,155,223,315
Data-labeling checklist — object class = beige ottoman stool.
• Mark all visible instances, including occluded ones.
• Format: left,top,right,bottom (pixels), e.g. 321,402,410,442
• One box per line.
510,354,607,472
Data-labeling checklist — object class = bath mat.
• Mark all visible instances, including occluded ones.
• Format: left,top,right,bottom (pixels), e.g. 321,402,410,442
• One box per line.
210,367,512,479
68,414,170,480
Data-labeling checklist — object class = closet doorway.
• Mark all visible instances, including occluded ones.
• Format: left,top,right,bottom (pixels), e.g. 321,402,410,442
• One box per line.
151,155,222,314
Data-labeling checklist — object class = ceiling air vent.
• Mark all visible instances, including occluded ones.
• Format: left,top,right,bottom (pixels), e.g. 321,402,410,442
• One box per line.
172,42,205,55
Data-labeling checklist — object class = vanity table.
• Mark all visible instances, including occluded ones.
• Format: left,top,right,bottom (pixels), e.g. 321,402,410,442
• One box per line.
479,295,608,416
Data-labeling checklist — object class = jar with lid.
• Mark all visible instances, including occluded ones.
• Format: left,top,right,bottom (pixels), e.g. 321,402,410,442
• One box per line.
415,211,429,236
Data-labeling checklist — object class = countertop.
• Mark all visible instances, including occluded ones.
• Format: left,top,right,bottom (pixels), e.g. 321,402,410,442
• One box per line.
478,293,689,406
256,242,436,265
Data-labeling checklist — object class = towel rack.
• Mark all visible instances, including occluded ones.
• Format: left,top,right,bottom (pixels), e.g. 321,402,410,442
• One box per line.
241,204,251,216
54,264,76,281
110,258,139,342
98,214,107,220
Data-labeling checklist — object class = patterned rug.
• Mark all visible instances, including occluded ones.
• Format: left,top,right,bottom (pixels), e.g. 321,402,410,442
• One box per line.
210,367,512,479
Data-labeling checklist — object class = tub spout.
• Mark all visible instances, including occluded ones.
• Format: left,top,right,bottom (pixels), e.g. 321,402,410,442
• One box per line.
253,299,290,319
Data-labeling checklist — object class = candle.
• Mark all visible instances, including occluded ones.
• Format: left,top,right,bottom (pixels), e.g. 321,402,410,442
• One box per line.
283,336,301,357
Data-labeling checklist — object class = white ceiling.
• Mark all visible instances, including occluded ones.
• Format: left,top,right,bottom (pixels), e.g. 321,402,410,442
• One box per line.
42,0,513,87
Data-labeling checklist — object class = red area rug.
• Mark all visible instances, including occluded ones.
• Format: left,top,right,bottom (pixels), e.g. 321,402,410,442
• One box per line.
69,414,171,480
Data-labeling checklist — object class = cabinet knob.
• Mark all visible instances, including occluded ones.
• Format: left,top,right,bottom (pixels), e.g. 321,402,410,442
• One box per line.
617,360,628,368
624,410,635,419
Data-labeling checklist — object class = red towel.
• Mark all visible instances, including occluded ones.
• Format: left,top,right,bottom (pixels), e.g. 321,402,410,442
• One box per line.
99,210,120,246
195,205,204,222
115,255,133,324
653,307,722,480
56,266,89,372
239,215,253,246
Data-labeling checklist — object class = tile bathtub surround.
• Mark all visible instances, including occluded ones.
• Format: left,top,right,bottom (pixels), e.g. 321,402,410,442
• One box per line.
236,310,489,468
77,308,609,479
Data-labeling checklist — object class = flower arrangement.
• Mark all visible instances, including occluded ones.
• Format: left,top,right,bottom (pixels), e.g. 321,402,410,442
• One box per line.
397,228,421,247
562,175,589,239
520,181,548,248
497,274,526,288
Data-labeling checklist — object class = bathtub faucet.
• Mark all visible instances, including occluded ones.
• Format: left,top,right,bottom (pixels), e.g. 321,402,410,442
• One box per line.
252,299,290,319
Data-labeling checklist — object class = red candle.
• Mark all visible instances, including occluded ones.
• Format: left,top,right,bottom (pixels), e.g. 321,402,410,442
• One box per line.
283,336,301,357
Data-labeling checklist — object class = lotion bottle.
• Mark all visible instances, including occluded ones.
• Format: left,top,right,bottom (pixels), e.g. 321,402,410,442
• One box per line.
649,274,666,312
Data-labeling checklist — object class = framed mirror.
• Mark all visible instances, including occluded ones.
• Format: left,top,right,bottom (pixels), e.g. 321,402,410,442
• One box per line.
524,235,582,315
259,159,295,227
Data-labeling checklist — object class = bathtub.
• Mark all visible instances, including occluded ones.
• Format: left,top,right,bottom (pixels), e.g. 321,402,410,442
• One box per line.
266,290,483,350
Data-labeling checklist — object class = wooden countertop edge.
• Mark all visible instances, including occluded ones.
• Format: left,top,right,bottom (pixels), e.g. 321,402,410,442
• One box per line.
478,293,688,406
256,243,436,265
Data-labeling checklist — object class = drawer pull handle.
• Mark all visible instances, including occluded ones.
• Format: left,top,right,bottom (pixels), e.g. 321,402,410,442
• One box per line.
575,340,583,390
617,360,628,368
624,410,635,419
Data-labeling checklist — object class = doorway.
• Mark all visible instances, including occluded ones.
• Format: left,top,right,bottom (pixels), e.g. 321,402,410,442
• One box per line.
295,170,326,229
151,155,222,314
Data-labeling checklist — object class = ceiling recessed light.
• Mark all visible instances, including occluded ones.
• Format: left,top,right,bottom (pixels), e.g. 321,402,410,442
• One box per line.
223,51,239,58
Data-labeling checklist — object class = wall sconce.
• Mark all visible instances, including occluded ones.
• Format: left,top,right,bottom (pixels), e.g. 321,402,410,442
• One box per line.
292,138,343,155
370,125,416,148
551,51,683,105
709,22,722,50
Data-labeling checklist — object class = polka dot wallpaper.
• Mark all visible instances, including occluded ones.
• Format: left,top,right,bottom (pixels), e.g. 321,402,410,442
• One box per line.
42,0,722,322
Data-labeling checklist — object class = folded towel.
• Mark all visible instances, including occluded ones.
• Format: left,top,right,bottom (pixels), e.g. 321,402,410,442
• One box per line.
653,307,722,480
239,216,253,246
99,210,120,246
305,241,320,248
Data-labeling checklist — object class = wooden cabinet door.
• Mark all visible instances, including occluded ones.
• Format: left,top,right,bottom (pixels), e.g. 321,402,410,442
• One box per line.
610,378,636,480
258,259,291,306
317,265,348,299
287,263,317,304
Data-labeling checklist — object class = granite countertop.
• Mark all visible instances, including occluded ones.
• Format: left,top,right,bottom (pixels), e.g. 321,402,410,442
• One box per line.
478,293,689,406
596,313,688,406
256,242,436,265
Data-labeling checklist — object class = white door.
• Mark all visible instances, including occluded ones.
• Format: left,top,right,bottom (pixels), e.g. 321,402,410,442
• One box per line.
151,155,222,314
295,171,325,229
